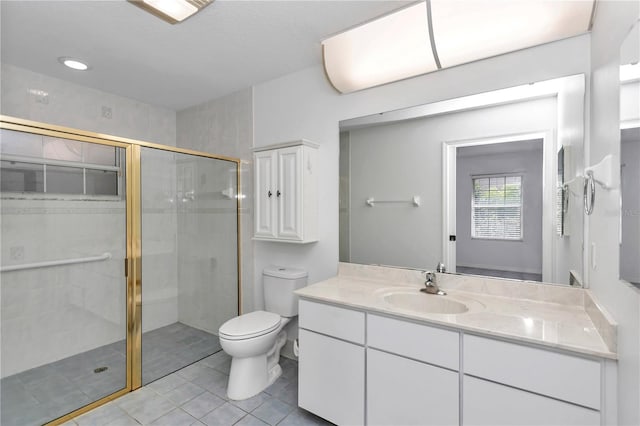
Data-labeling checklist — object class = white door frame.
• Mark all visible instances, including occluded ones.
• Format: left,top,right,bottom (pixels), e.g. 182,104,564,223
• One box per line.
442,130,555,281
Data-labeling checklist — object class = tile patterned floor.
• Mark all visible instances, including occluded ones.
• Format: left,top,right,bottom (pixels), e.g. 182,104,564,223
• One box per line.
65,353,331,426
1,322,221,426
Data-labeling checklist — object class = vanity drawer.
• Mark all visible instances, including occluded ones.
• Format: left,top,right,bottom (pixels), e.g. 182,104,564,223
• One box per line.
463,376,600,426
367,314,459,370
299,299,365,344
463,334,601,409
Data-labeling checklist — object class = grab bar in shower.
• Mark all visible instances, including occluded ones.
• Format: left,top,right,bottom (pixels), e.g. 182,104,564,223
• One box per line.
0,252,112,272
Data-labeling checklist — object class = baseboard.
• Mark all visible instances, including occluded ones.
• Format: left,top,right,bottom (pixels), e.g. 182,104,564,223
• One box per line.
281,338,298,361
456,263,542,275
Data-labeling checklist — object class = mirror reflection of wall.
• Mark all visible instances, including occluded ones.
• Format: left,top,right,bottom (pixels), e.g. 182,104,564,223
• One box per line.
339,74,585,286
620,128,640,286
455,139,543,282
619,20,639,288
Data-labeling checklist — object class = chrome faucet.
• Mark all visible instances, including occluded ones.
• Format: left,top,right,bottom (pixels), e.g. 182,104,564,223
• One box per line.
420,271,447,296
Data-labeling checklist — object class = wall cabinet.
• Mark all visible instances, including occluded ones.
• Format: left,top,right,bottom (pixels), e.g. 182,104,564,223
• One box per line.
254,140,318,243
298,298,614,426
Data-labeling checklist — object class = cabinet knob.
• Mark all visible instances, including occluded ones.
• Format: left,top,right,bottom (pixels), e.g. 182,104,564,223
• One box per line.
277,190,281,197
268,190,272,198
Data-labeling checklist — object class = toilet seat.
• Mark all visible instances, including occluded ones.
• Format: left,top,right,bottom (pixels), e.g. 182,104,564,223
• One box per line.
219,311,281,341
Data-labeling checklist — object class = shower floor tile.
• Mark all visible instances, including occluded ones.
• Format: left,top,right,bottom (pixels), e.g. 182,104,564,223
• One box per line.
1,322,220,426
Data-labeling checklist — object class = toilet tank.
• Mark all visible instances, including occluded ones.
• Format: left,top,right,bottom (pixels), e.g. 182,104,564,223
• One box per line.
263,265,308,317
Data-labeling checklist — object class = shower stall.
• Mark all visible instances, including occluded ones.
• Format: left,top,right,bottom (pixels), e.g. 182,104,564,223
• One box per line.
0,117,240,426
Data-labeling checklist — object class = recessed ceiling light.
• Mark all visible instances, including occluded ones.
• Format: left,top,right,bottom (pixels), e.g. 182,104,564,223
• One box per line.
59,57,89,71
129,0,213,24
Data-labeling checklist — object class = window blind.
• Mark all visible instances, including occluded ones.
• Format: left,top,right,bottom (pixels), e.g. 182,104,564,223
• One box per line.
472,175,523,240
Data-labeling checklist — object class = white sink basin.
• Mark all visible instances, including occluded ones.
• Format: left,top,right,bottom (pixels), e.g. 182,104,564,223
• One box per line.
378,289,483,315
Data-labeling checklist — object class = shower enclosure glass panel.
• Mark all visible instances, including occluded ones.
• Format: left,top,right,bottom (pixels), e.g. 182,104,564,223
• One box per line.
140,147,239,385
0,129,128,425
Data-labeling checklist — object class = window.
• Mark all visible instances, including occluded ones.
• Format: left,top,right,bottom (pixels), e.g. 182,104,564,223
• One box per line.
472,175,523,240
0,129,123,198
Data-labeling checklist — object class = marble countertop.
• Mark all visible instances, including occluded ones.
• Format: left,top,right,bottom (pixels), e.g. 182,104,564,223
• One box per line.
295,263,617,360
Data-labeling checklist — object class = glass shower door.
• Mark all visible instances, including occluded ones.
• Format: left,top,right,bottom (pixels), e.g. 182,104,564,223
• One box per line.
140,147,239,385
0,128,130,425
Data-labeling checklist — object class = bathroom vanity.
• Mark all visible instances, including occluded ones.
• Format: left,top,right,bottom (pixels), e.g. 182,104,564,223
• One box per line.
296,264,617,426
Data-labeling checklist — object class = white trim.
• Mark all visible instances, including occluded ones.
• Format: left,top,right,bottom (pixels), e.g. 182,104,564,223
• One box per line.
252,139,319,152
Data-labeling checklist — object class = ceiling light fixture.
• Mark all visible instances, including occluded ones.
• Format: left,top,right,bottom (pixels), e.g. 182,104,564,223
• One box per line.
322,3,438,94
58,57,89,71
128,0,213,24
322,0,595,94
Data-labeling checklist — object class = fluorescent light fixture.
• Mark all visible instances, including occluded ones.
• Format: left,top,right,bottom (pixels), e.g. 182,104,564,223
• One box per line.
431,0,594,68
129,0,212,24
322,0,594,94
58,57,89,71
322,2,437,94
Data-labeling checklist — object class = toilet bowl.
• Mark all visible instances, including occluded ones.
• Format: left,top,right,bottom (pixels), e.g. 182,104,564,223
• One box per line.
218,266,307,400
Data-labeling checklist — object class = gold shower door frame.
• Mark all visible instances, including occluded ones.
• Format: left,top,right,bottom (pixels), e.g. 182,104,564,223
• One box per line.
0,116,242,426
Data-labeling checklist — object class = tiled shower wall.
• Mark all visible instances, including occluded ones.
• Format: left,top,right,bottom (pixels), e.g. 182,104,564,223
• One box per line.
0,199,127,377
176,88,254,315
175,156,239,335
141,148,179,333
0,64,180,376
1,64,253,375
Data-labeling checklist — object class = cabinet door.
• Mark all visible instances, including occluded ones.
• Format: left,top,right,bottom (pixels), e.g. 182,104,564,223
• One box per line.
368,349,459,426
254,150,277,238
277,146,303,239
298,329,364,425
463,376,600,426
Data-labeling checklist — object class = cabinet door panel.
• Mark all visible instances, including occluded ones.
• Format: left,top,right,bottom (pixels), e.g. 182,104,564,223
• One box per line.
254,151,276,238
463,376,600,426
298,329,364,425
368,349,459,426
464,334,600,409
277,146,303,239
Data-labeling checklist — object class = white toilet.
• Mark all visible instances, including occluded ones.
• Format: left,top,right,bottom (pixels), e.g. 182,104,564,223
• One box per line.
218,265,308,400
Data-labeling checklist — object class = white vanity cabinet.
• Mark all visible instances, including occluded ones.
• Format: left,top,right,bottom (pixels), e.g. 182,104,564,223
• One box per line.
297,298,614,426
253,140,318,243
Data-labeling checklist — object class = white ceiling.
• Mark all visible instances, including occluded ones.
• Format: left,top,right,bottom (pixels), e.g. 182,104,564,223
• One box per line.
0,0,410,111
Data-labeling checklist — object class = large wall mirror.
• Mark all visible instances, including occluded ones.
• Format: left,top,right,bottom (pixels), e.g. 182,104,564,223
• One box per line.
339,74,586,287
620,19,640,288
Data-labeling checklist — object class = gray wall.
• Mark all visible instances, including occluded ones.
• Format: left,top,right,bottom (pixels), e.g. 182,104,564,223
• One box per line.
344,98,554,270
456,144,543,274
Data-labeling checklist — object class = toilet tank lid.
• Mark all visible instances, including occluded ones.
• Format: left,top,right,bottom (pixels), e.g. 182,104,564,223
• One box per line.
263,265,308,279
